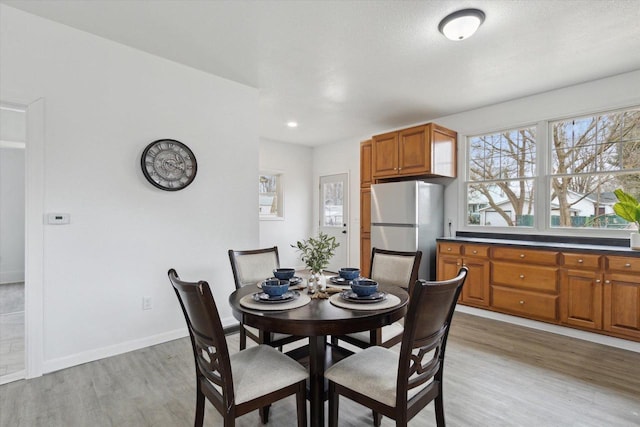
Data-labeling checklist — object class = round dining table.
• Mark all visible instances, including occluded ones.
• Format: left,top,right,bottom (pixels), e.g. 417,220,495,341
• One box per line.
228,284,409,427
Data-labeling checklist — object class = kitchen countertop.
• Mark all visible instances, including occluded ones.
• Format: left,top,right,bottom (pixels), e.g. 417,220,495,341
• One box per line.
437,236,640,257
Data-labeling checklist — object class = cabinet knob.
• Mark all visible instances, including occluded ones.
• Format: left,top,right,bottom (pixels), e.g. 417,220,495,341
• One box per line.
605,280,611,284
393,167,398,171
625,263,631,268
519,300,525,305
519,274,525,279
472,250,478,254
456,263,461,266
595,279,601,284
398,167,402,170
578,259,584,263
519,254,525,258
447,247,452,251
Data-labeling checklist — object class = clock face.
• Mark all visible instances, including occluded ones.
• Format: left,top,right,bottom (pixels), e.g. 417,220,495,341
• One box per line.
141,139,197,191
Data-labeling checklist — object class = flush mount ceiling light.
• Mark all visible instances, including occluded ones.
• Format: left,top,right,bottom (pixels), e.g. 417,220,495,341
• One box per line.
287,121,298,128
438,8,485,41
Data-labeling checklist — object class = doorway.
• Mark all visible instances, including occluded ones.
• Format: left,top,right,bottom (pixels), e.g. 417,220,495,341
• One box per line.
319,173,349,272
0,103,26,383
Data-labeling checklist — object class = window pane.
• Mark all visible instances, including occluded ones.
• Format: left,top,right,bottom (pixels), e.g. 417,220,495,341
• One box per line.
259,174,281,217
550,173,640,230
469,127,536,181
322,181,343,226
466,180,535,227
552,109,640,174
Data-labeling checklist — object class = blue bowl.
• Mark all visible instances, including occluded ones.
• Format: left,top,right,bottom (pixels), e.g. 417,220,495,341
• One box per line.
262,279,290,297
339,268,360,280
351,279,378,297
273,268,296,280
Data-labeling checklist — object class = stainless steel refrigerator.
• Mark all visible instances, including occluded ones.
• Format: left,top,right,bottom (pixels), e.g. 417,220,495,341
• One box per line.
370,181,443,281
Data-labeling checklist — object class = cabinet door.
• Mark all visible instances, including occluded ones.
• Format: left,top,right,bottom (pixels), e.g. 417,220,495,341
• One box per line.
360,140,373,187
372,131,398,178
461,257,490,307
604,273,640,340
431,125,457,177
398,125,430,176
360,188,371,234
560,269,603,330
437,255,461,281
360,234,371,277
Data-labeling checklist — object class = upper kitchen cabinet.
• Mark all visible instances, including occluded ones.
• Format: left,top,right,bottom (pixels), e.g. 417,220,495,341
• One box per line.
360,140,373,188
371,123,457,179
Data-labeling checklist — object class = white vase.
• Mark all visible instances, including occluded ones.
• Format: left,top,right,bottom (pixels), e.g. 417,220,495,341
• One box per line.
631,232,640,250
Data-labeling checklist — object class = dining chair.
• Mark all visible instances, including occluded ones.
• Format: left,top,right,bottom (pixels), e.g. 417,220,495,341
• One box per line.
168,269,308,427
228,246,306,350
332,247,422,349
325,267,468,427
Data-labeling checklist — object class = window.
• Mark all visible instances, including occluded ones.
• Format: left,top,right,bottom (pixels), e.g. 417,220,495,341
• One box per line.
465,106,640,234
550,109,640,230
466,127,536,227
259,173,283,219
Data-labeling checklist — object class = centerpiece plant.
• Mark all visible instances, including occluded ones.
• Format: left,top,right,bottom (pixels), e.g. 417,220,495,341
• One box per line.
292,232,340,289
613,188,640,249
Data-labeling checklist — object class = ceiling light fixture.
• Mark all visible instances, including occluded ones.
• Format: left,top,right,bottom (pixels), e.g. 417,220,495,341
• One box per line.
438,9,485,41
287,121,298,128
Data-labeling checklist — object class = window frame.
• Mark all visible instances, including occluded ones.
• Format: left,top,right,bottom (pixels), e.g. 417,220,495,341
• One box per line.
459,105,640,238
259,171,285,221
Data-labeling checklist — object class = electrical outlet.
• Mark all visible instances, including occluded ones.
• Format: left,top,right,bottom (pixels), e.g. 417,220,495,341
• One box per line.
142,296,152,310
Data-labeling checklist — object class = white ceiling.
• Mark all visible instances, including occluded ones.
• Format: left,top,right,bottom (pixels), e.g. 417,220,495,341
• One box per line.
3,0,640,146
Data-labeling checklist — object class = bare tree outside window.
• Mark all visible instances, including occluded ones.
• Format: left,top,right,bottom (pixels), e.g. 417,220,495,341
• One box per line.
551,109,640,229
259,174,283,218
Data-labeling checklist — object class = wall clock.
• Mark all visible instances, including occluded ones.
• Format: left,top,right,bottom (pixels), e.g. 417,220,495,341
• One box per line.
141,139,197,191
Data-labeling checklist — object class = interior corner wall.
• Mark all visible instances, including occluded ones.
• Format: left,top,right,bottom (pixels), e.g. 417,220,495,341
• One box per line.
0,5,259,373
258,139,314,268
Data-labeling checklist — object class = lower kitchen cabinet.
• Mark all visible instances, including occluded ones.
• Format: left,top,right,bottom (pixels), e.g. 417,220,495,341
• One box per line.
560,269,603,330
604,273,640,340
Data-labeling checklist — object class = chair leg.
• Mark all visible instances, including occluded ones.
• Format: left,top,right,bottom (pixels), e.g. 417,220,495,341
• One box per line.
194,386,205,427
296,381,307,427
239,326,247,350
259,404,271,424
330,336,338,345
435,394,445,427
328,382,338,427
373,410,382,427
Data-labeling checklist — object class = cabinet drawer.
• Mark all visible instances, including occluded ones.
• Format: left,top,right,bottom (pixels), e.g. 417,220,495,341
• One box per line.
607,256,640,273
464,244,490,258
439,243,462,256
562,253,601,270
492,261,558,292
492,286,558,321
491,247,559,265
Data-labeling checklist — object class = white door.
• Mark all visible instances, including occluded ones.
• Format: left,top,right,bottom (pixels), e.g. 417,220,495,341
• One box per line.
319,173,348,272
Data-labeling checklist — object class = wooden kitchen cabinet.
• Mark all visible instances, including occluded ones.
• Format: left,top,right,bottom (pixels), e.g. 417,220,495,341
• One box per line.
560,253,603,330
437,243,490,307
372,123,457,179
603,256,640,340
360,140,372,188
360,188,371,273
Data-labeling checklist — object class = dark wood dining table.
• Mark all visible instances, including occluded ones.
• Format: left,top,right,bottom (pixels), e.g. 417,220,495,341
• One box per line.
228,283,409,427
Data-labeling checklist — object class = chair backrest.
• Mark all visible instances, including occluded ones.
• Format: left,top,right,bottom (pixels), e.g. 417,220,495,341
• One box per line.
168,269,235,406
395,267,468,407
369,247,422,291
228,246,280,289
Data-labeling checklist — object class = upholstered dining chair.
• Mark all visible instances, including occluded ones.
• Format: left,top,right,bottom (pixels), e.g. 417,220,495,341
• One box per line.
228,246,306,350
168,269,308,427
332,247,422,349
325,267,468,427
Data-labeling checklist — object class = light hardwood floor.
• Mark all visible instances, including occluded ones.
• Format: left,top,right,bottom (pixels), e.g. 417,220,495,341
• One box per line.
1,312,639,426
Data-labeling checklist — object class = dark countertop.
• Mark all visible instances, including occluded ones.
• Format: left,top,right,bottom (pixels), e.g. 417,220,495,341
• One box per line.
437,236,640,257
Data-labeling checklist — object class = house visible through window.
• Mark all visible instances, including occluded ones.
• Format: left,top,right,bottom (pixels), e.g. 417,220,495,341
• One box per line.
259,173,283,219
465,106,640,234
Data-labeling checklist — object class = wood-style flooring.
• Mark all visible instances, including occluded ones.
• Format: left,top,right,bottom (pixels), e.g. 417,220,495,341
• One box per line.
1,312,639,426
0,282,24,379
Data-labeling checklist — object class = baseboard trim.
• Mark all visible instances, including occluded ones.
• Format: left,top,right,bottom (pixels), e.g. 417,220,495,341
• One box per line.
42,328,189,374
455,305,640,353
0,369,26,385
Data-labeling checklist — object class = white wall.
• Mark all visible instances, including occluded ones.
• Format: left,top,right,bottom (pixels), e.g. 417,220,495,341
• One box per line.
313,138,361,266
259,138,314,268
1,5,259,373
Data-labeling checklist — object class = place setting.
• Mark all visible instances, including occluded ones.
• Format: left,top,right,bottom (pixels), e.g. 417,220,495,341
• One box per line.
241,268,311,310
329,276,401,311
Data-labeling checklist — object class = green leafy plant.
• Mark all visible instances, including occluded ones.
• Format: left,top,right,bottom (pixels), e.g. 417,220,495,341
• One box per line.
613,188,640,229
292,232,340,273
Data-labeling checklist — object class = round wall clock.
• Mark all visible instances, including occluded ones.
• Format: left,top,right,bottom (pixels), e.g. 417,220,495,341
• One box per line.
141,139,197,191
